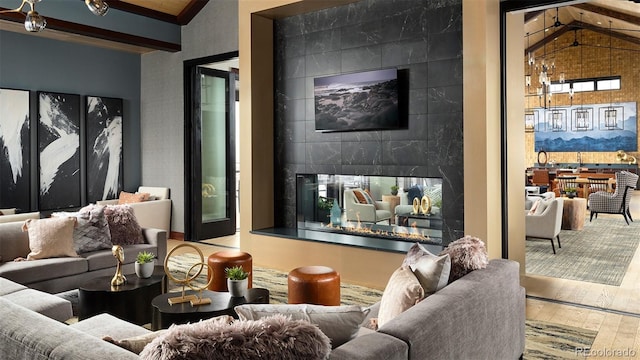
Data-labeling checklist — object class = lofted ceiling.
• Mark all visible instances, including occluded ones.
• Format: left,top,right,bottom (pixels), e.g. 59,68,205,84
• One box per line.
0,0,208,53
524,0,640,55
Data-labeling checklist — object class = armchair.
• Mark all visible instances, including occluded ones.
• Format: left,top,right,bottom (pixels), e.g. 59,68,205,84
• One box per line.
588,171,639,225
525,197,564,254
343,189,391,224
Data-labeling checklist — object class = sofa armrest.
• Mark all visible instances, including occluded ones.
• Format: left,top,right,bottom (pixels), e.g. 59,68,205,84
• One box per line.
142,228,168,265
96,199,118,205
129,199,172,234
374,201,390,212
0,212,40,224
330,332,408,360
346,203,376,222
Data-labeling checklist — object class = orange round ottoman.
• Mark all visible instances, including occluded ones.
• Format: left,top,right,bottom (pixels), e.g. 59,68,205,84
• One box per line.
207,250,253,291
288,266,340,305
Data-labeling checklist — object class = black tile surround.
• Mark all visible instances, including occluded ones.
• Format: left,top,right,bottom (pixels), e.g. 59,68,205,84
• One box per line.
272,0,464,246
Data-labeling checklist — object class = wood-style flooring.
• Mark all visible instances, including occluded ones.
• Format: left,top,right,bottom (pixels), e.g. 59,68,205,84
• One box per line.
169,192,640,356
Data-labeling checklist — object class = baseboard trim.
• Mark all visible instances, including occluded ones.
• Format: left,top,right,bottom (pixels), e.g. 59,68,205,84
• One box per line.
170,231,184,240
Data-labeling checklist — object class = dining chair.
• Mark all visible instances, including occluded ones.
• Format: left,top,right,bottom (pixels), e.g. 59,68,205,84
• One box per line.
531,169,550,192
586,177,610,196
554,176,578,197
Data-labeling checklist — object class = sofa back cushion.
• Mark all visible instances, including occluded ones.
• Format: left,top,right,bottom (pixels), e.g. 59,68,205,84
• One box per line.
0,222,31,262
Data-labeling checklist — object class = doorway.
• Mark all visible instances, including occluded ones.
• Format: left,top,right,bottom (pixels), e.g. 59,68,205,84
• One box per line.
184,52,239,241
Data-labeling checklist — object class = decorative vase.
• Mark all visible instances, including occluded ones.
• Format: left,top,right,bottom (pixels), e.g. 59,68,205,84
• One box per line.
330,200,341,226
135,261,154,278
227,278,248,297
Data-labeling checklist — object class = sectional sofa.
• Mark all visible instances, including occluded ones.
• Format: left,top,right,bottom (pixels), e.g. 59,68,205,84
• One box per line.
0,259,525,359
0,220,167,294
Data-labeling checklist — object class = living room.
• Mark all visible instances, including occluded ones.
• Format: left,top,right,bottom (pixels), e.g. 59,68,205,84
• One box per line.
1,0,639,358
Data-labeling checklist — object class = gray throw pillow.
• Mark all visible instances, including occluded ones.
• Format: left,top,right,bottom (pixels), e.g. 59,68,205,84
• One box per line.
54,205,112,253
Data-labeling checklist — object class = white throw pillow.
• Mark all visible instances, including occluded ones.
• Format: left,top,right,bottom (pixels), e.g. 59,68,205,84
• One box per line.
533,198,551,215
22,217,78,260
377,266,424,328
234,303,366,348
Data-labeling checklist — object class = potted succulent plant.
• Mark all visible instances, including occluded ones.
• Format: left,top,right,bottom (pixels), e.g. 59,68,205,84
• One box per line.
225,265,250,297
135,251,155,278
390,185,399,196
564,187,578,199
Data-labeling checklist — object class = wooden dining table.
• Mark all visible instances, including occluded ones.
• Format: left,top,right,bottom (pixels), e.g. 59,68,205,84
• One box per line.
552,177,616,198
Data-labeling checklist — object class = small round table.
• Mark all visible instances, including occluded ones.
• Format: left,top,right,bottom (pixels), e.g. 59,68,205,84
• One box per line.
151,288,269,330
78,267,165,325
562,197,587,230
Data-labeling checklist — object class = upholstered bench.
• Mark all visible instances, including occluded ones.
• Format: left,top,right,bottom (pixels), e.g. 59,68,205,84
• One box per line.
288,266,341,305
207,250,253,291
0,277,72,322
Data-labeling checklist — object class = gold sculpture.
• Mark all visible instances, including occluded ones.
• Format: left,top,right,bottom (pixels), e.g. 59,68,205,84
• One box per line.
164,243,214,306
420,195,431,215
111,245,127,287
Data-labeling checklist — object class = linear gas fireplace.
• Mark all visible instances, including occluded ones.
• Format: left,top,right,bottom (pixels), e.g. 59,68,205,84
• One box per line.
296,174,443,245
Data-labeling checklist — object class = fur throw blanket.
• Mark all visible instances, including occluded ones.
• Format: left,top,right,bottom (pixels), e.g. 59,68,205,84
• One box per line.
139,314,331,360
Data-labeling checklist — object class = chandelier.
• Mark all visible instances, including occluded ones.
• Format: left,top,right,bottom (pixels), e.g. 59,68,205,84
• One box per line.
0,0,109,33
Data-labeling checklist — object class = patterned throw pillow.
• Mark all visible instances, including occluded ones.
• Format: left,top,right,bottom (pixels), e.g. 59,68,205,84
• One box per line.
54,205,112,253
353,189,368,204
22,217,78,260
91,204,144,245
118,191,147,204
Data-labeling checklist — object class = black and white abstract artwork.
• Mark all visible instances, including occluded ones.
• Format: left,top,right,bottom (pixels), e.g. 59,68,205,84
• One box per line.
0,88,30,211
38,91,80,210
86,96,123,203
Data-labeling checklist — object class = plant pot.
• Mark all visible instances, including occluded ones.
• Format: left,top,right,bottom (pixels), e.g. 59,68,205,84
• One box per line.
135,261,154,278
227,278,248,297
566,192,577,199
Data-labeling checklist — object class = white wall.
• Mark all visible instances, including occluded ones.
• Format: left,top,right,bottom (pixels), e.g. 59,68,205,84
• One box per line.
140,0,239,233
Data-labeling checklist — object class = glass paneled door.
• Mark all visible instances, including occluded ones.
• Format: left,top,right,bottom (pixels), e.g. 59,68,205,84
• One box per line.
186,66,236,240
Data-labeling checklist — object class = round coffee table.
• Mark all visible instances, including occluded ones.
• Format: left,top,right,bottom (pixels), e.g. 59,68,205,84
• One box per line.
151,288,269,330
78,268,165,325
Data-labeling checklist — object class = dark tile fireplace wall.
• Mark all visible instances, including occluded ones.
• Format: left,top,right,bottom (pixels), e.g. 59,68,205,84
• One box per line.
273,0,464,245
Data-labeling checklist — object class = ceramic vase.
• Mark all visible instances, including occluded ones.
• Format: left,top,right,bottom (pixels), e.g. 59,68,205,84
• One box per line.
135,261,154,278
227,278,248,297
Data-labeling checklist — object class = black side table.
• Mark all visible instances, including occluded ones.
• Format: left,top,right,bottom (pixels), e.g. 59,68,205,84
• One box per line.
78,269,164,325
151,288,269,330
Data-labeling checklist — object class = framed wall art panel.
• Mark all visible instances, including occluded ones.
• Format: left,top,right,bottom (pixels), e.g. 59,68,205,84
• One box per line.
0,88,31,211
85,95,123,203
38,91,81,210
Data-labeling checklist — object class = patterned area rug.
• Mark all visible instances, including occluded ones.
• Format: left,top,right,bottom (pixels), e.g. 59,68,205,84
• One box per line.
525,320,597,360
526,216,640,285
166,253,383,306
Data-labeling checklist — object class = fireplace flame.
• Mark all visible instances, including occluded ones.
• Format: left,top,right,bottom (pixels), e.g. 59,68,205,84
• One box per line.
324,218,431,242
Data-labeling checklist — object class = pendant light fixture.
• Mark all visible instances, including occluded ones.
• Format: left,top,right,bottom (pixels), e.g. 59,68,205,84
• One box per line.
0,0,108,33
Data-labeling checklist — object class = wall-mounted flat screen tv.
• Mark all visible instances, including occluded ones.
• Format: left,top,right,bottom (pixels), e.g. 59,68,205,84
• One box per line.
314,68,400,132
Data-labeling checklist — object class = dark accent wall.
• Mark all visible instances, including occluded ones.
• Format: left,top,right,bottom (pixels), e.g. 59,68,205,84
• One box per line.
0,30,141,211
274,0,464,244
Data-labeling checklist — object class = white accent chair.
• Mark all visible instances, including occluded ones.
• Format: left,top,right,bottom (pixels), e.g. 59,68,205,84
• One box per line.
343,189,391,224
525,197,564,254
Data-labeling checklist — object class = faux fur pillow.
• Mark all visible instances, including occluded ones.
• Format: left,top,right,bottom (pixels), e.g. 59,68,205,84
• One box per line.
139,314,331,360
439,235,489,283
22,217,78,260
98,204,144,245
54,205,112,253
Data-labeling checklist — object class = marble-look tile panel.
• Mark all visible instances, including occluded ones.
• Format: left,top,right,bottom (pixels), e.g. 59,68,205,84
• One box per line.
306,52,342,77
380,8,427,43
341,46,382,73
283,142,306,165
284,98,306,122
341,165,384,176
427,58,462,87
305,120,342,143
381,165,430,178
425,113,463,166
408,63,429,89
427,86,462,114
280,77,306,101
305,29,342,55
341,130,382,143
425,0,462,10
409,88,429,115
284,56,306,79
306,142,343,165
303,6,349,34
342,141,383,165
276,119,306,144
306,164,342,175
426,5,462,34
383,140,429,166
427,31,462,61
279,34,305,60
381,39,428,68
340,20,383,50
305,97,315,121
382,114,428,141
278,14,306,38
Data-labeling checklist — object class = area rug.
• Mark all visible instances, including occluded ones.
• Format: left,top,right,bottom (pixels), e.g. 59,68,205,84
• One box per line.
526,217,640,286
165,253,383,307
524,320,597,360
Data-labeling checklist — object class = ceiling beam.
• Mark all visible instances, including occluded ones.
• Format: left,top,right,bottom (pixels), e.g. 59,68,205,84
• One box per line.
525,21,574,54
0,8,181,52
177,0,210,25
107,0,209,25
525,10,544,24
572,3,640,27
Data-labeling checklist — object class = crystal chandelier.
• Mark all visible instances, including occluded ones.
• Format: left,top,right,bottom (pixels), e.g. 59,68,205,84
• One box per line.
0,0,108,33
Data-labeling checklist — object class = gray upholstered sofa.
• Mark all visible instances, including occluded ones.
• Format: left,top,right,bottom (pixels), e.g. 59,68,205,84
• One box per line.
0,220,167,294
0,259,524,359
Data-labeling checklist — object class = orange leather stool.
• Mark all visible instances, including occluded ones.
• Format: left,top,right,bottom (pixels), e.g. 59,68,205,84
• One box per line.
207,250,252,291
288,266,340,305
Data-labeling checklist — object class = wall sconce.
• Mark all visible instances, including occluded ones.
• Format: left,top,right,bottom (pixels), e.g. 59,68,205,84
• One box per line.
0,0,108,33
